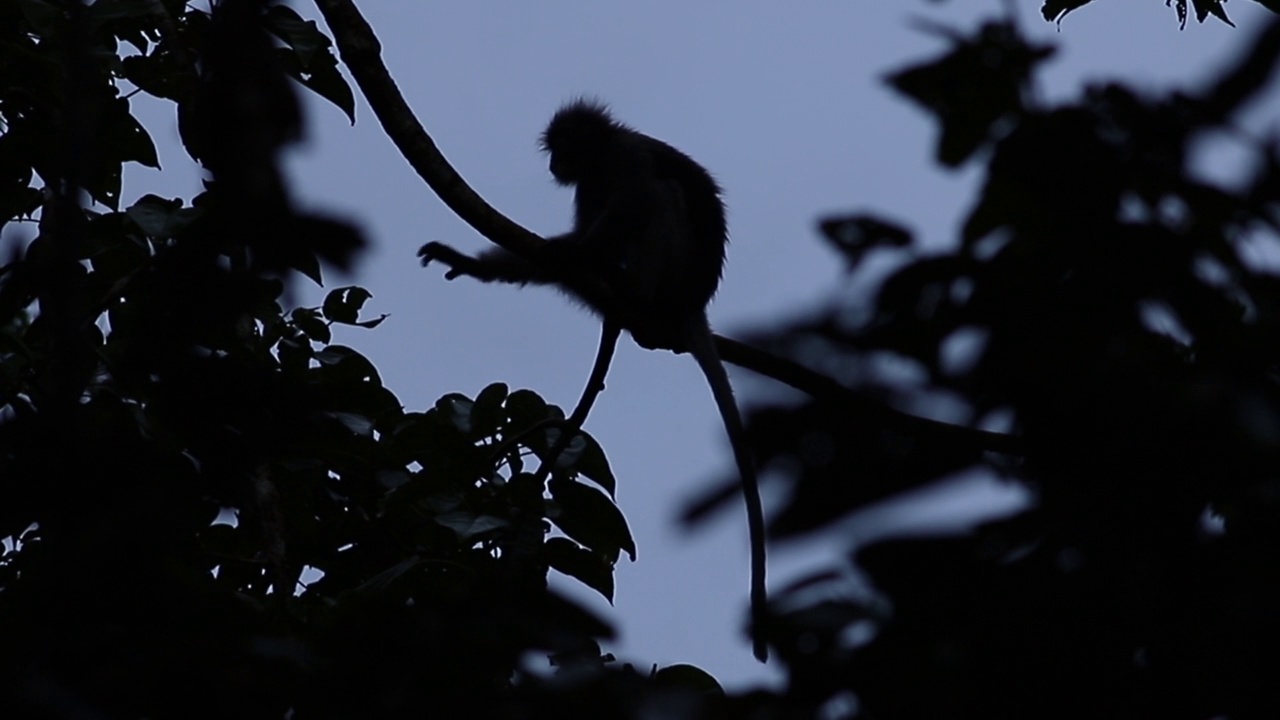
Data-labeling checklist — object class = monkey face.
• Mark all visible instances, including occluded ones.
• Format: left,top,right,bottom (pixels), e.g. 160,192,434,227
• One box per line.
548,153,577,185
540,99,620,185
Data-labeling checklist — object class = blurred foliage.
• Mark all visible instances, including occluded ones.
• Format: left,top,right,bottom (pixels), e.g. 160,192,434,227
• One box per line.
3,0,1280,718
688,15,1280,720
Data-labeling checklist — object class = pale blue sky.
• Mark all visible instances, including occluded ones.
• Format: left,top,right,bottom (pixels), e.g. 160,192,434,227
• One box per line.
116,1,1278,688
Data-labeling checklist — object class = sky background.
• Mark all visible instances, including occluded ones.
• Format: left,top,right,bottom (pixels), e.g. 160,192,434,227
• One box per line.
111,0,1278,688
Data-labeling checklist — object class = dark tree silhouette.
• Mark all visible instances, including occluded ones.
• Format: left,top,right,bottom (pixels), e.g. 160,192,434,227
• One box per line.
715,16,1280,720
2,0,1278,718
0,2,645,717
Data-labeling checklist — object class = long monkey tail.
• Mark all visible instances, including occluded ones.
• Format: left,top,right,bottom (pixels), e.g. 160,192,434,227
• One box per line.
683,314,769,663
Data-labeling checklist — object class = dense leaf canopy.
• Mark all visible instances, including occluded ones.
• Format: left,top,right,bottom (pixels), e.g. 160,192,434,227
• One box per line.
1,1,1278,718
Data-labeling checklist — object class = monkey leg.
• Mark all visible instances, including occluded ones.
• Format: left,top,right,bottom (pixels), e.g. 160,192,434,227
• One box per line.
533,319,621,484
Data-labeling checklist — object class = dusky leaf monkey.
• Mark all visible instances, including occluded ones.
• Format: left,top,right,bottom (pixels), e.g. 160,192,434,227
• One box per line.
419,100,768,661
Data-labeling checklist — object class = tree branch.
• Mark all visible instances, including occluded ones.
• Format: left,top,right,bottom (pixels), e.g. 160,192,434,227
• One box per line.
311,0,543,258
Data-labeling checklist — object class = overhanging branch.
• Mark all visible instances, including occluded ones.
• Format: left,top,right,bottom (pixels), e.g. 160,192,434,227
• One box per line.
311,0,542,258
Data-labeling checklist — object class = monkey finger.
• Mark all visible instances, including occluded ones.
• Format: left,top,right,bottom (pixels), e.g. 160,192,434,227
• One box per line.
417,242,453,260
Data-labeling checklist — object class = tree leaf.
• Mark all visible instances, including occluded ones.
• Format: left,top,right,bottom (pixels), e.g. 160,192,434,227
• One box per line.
572,429,616,498
322,285,373,325
434,511,510,541
546,537,615,603
548,476,635,562
290,307,331,344
471,382,509,439
653,664,725,696
314,345,381,385
266,6,356,123
505,389,552,436
125,194,201,239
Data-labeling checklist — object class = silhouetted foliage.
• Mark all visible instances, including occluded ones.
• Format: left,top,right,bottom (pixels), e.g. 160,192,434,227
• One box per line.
4,0,1279,718
0,2,660,717
1042,0,1258,28
689,16,1280,720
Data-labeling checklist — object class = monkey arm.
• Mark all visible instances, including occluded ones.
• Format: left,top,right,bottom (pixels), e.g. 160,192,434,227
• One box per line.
421,239,646,347
419,241,549,284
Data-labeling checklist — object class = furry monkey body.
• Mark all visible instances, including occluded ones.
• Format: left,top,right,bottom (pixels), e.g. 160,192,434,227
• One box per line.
419,101,768,661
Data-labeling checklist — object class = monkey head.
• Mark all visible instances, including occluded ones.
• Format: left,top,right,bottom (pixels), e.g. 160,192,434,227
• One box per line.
539,99,626,185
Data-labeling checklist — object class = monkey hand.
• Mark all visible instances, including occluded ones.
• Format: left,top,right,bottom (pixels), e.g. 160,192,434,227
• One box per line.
418,242,475,280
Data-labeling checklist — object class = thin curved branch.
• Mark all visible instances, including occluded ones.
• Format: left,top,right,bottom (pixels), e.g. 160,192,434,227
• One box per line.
311,0,542,258
312,0,1023,458
715,336,1023,455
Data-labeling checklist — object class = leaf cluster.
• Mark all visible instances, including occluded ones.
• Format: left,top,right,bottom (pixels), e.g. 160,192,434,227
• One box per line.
1041,0,1265,28
0,2,683,717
